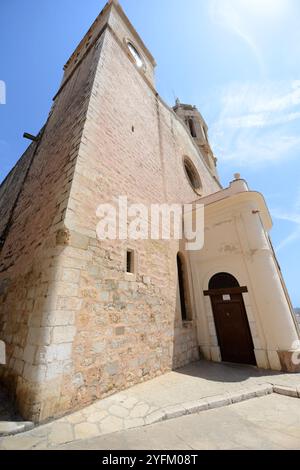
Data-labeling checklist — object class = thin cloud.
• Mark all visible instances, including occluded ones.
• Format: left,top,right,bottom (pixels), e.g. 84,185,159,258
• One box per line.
221,111,300,130
220,132,300,166
210,80,300,167
209,0,265,73
276,227,300,252
272,192,300,251
219,81,300,118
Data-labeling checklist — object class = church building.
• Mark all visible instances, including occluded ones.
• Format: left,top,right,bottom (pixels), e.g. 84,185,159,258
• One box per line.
0,0,299,423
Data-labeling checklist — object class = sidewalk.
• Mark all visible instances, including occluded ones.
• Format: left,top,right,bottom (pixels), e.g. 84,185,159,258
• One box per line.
58,394,300,450
1,360,300,450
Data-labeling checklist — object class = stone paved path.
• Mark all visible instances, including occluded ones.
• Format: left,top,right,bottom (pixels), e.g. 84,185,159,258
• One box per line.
58,394,300,450
1,360,300,449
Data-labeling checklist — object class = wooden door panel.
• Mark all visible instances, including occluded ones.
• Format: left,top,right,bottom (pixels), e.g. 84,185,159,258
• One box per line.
212,298,256,365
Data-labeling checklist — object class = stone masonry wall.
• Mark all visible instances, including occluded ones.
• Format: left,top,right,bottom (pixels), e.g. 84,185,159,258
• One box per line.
0,32,105,421
0,2,220,422
0,142,37,240
51,16,220,416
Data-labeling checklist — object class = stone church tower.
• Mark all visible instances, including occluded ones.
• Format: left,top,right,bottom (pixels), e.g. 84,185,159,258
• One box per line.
0,0,299,423
173,100,219,180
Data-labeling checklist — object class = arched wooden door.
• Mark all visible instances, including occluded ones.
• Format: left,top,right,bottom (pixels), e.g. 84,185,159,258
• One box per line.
204,273,256,366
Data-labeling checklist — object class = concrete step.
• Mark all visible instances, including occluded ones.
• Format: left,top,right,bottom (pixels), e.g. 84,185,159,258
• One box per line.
152,383,275,424
0,421,34,437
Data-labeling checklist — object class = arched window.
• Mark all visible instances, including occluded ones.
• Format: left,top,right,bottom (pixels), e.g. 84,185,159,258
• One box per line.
127,42,144,69
209,272,240,290
177,253,188,321
183,157,202,195
188,119,197,138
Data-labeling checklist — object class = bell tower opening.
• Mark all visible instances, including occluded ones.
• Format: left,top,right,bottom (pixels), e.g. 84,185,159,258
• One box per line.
173,100,219,180
188,118,197,138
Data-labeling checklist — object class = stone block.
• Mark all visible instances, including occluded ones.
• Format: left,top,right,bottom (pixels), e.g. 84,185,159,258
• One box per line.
164,404,186,420
0,421,34,437
255,384,273,397
144,410,165,426
123,417,144,429
143,276,151,285
27,327,52,347
118,282,129,290
56,229,70,246
36,343,72,364
72,373,84,388
109,404,130,418
92,341,106,354
100,292,110,302
46,362,65,380
105,361,119,376
240,389,259,401
184,400,209,414
23,364,46,382
56,296,82,311
273,385,298,398
207,395,231,409
68,231,89,250
53,282,79,298
130,403,150,418
228,392,245,404
13,359,25,375
100,416,124,434
52,326,76,344
23,345,36,364
42,310,75,327
48,422,74,446
74,422,99,440
62,268,81,283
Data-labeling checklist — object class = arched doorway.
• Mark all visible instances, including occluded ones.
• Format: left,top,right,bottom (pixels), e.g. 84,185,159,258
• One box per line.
204,273,256,366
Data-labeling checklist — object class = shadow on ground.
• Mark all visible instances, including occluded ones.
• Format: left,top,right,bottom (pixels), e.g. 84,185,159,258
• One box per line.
0,385,22,422
175,359,284,383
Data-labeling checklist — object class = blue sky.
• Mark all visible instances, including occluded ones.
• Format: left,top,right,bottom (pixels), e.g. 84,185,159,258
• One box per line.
0,0,299,305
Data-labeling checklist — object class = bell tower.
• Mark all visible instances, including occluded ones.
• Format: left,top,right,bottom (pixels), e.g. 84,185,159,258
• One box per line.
173,99,219,180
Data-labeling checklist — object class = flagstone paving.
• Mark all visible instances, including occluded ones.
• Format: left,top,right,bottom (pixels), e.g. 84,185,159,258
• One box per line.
0,360,300,450
59,394,300,450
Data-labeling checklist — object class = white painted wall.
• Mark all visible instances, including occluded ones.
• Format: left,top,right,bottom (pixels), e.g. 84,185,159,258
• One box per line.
185,179,300,372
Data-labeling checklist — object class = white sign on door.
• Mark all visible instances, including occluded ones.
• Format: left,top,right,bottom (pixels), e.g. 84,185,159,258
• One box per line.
222,294,231,301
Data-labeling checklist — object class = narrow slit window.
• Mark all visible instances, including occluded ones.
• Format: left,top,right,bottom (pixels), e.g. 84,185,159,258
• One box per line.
177,253,188,321
126,250,134,274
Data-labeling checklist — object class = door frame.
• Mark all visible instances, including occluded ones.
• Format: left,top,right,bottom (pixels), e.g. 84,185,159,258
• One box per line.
204,286,256,366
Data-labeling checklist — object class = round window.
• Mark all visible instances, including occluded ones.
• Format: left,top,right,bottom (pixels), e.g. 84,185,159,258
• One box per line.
183,158,202,195
127,42,144,69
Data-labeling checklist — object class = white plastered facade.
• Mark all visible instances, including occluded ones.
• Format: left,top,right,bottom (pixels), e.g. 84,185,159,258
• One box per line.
184,178,300,372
